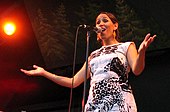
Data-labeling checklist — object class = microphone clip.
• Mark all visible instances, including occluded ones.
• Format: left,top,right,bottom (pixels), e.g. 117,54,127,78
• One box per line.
79,24,102,33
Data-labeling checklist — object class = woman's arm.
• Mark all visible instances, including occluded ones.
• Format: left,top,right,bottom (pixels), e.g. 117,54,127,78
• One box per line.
20,62,90,88
127,33,156,76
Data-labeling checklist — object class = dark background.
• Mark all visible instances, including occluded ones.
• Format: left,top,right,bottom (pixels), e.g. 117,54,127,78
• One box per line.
0,0,170,112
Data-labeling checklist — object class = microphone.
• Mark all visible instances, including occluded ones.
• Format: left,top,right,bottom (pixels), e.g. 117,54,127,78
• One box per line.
79,24,103,33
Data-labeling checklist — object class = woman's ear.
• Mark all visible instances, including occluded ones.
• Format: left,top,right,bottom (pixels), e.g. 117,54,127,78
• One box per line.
113,22,118,30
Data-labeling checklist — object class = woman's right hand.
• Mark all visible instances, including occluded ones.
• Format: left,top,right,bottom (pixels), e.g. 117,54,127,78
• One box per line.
20,65,45,76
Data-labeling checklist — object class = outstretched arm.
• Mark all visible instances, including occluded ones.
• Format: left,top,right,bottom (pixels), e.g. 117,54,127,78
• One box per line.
20,62,90,88
127,33,156,75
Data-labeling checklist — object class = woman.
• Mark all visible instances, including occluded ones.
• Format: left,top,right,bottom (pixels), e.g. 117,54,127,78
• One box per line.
21,12,156,112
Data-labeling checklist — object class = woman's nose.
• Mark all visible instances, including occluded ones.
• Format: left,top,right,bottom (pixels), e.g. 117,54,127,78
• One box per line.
99,22,105,27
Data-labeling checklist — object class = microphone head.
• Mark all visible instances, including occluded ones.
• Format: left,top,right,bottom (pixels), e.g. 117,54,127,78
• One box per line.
93,26,102,33
79,24,104,33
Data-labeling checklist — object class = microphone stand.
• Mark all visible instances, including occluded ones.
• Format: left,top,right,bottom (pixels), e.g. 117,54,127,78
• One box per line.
82,31,90,112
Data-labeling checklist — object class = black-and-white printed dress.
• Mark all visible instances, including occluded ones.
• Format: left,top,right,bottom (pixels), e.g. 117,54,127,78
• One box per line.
85,42,137,112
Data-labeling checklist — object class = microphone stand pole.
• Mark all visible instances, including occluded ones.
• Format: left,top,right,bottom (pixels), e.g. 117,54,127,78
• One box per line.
82,31,90,112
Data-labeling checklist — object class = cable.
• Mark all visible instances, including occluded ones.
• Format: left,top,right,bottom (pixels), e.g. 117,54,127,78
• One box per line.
68,25,81,112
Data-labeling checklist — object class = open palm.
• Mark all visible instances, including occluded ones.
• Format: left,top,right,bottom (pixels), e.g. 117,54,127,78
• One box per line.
20,65,45,76
138,33,156,53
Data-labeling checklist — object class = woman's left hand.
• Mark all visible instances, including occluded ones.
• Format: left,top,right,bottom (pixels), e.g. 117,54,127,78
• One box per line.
138,33,156,53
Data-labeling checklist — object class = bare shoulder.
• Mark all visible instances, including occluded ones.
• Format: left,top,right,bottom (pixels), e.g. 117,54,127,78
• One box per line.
127,42,137,52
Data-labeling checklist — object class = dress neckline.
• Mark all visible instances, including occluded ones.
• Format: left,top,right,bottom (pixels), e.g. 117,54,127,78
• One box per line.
102,43,122,48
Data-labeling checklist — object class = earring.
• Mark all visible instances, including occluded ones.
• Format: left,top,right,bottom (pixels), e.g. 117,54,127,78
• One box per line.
113,31,116,38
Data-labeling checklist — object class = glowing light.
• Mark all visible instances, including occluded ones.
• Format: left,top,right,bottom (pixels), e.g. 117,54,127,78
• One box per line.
3,22,16,36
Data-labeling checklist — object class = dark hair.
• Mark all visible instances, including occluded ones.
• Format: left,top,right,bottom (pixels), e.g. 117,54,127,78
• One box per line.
97,12,120,41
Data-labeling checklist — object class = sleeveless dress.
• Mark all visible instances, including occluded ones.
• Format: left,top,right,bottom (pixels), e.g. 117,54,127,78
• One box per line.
84,42,137,112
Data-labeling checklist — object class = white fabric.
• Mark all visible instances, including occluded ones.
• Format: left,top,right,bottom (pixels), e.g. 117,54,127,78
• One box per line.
85,42,137,112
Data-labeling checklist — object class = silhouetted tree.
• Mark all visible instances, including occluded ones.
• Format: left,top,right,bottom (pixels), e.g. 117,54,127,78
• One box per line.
33,3,74,68
33,8,56,68
51,3,74,67
115,0,150,48
145,17,170,50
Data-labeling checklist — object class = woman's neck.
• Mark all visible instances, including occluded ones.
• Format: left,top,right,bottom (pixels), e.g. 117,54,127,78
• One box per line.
102,39,119,46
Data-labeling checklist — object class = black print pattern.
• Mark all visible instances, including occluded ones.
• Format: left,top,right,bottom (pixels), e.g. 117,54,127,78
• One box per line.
90,45,118,61
86,57,131,112
104,57,131,92
86,43,135,112
86,77,125,112
110,57,130,92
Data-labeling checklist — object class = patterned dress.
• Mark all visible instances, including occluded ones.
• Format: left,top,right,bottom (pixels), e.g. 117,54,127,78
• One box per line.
85,42,137,112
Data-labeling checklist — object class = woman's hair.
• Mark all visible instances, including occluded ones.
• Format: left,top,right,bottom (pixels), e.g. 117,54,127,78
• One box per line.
97,12,120,42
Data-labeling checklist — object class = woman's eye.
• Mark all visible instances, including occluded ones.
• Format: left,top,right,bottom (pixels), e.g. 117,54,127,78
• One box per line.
96,20,100,24
96,18,108,24
102,19,108,23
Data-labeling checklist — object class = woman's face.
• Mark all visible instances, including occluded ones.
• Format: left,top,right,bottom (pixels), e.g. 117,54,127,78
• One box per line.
96,14,118,41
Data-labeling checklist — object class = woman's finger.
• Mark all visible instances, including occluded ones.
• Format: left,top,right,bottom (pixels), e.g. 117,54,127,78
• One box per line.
144,33,151,42
33,65,39,69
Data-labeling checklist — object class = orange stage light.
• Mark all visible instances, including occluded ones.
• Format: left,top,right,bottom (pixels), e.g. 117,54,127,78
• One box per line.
3,22,16,36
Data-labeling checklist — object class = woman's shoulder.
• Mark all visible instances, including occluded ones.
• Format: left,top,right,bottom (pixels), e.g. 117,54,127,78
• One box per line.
117,41,136,53
119,41,135,46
